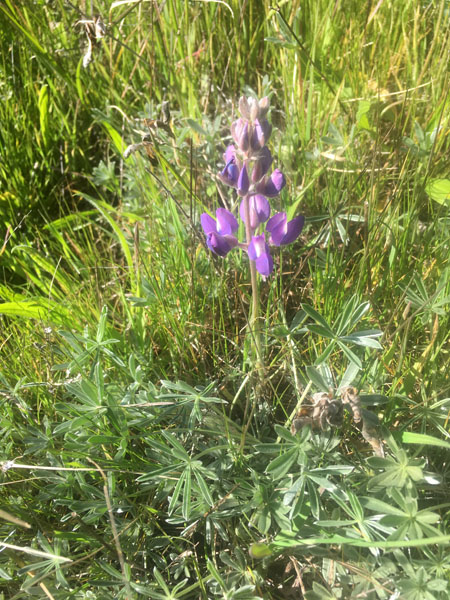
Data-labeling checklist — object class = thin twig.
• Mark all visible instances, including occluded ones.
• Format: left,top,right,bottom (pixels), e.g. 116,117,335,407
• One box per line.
87,458,133,600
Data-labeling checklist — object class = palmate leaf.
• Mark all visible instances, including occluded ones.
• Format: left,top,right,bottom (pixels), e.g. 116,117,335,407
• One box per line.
366,453,425,490
303,296,380,367
335,296,369,335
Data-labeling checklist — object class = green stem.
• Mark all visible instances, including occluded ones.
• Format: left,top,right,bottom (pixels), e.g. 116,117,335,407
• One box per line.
242,193,264,378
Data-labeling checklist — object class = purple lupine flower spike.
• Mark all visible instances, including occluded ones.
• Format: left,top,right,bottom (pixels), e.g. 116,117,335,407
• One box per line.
240,195,270,230
202,94,305,275
248,234,273,276
266,212,305,246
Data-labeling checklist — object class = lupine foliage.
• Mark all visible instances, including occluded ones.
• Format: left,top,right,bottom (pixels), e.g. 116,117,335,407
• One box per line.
1,0,450,598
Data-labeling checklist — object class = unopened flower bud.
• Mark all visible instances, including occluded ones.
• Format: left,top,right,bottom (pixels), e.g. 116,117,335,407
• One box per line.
251,119,272,151
237,164,250,196
238,96,251,120
251,147,272,183
239,121,250,152
231,118,245,146
258,97,270,119
248,97,259,121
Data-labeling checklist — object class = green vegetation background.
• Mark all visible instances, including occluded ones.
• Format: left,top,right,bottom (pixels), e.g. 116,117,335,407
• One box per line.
0,0,449,598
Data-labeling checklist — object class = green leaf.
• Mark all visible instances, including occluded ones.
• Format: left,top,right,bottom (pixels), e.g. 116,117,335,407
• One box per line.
305,581,339,599
306,365,332,392
346,300,370,332
182,467,192,520
337,341,362,369
359,394,390,406
161,431,190,460
338,362,360,388
264,36,297,49
272,530,450,550
356,100,372,130
402,432,450,450
273,424,297,443
193,470,214,507
341,329,382,347
0,297,72,325
425,178,450,206
307,324,336,339
101,120,125,155
361,497,405,516
186,118,207,136
168,470,186,515
302,304,333,332
266,448,298,479
78,194,136,294
38,84,49,150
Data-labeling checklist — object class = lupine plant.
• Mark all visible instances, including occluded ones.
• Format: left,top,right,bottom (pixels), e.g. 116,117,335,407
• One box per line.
201,96,304,374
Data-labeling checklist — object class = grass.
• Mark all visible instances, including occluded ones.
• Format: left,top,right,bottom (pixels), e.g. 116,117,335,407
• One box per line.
1,0,449,598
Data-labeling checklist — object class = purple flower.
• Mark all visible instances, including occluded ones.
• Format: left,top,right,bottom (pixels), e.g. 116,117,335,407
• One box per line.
201,208,239,256
248,234,274,276
257,169,286,197
218,145,239,187
223,144,236,164
266,212,305,246
251,147,273,183
240,195,270,230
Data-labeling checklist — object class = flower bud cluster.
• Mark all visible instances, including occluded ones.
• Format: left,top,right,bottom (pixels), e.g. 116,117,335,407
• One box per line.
201,96,304,276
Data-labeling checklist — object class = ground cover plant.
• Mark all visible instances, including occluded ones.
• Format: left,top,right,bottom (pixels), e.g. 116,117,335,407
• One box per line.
0,0,449,598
